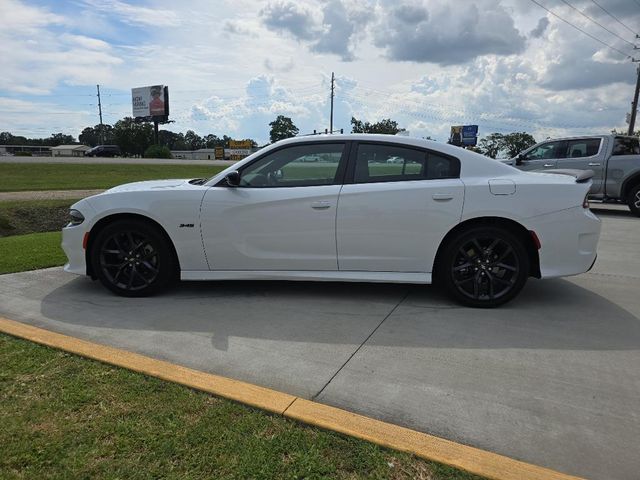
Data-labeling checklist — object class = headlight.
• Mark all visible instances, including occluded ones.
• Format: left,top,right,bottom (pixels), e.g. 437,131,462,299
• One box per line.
68,209,85,226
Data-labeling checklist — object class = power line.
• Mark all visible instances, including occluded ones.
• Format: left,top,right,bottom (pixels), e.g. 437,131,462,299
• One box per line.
557,0,636,48
528,0,633,59
589,0,639,37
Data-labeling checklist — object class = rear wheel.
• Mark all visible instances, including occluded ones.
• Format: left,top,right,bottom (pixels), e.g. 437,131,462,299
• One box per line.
627,184,640,217
91,220,176,297
438,226,529,308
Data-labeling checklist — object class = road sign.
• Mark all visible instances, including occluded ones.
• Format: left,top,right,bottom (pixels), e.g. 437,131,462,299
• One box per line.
462,125,478,138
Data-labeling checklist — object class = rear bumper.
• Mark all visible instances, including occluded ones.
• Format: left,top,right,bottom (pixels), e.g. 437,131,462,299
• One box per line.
525,206,601,278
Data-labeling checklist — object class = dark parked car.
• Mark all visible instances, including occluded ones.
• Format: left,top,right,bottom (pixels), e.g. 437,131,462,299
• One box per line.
85,145,121,157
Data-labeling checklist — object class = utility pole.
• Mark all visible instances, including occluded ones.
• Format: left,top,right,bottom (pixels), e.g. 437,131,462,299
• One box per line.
629,64,640,135
96,84,104,144
329,72,335,134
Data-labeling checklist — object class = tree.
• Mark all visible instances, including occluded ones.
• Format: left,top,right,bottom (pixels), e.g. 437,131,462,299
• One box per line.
184,130,205,150
79,124,114,147
158,130,187,150
478,133,504,159
350,117,406,135
269,115,299,143
112,117,154,156
478,132,536,159
501,132,536,158
47,133,76,146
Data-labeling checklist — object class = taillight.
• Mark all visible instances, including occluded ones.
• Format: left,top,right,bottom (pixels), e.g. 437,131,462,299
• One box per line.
583,193,589,209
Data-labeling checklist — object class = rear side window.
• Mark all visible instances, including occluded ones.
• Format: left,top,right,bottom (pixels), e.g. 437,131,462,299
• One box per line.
613,137,640,155
565,138,601,159
353,144,459,183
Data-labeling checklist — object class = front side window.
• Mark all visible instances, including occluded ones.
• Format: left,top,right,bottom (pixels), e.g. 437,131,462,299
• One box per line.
523,141,566,160
354,144,459,183
239,143,344,188
564,138,601,159
613,137,640,156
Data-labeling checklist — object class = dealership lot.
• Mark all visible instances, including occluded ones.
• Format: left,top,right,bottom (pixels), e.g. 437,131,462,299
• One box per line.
1,205,638,480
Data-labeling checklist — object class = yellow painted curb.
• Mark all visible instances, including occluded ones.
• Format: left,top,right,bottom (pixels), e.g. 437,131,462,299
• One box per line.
284,398,582,480
0,316,583,480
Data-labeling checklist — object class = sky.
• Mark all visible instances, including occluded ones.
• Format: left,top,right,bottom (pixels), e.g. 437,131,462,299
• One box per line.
0,0,638,145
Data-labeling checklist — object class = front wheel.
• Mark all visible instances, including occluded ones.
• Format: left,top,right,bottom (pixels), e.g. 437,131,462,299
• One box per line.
91,220,176,297
437,226,529,308
627,184,640,217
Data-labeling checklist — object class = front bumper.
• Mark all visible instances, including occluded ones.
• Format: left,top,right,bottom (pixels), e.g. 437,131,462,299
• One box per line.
62,223,88,275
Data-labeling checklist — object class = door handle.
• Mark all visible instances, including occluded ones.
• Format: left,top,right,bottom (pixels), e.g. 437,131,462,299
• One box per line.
588,163,601,166
311,201,331,210
432,193,454,201
543,163,554,167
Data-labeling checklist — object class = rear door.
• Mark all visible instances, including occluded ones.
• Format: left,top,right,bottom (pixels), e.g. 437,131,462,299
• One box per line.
556,137,605,193
517,140,567,170
336,142,464,273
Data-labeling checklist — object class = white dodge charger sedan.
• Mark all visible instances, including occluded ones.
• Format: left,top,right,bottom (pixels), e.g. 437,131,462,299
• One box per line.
62,134,601,307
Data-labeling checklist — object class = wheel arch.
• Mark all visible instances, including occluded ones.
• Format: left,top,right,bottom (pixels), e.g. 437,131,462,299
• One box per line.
432,216,541,282
621,172,640,199
85,213,180,278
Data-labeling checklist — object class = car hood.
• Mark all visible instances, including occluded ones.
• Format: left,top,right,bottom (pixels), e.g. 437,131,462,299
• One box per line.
105,179,192,193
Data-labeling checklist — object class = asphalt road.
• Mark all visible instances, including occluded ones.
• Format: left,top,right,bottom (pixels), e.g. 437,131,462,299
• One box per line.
0,155,235,166
0,206,638,480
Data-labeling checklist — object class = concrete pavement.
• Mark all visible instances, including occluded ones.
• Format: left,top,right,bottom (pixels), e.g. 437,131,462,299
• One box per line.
0,208,638,479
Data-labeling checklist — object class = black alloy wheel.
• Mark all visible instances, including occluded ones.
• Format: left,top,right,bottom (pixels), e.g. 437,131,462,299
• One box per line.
439,226,529,308
91,220,175,296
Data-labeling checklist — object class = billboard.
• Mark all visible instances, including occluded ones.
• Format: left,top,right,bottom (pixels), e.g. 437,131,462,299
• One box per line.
229,140,253,149
132,85,169,119
449,125,478,147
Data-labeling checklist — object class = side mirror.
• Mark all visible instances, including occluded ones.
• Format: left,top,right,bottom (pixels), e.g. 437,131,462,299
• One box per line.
225,170,241,187
515,154,524,166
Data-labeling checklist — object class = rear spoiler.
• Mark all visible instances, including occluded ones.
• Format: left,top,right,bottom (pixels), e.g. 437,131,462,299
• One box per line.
538,169,594,183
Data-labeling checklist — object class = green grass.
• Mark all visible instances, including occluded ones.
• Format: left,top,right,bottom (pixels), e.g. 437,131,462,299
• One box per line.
0,231,66,274
0,163,225,192
0,334,483,480
0,199,80,237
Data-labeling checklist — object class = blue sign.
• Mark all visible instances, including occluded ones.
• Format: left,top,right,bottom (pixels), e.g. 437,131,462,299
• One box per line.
462,125,478,138
462,136,478,146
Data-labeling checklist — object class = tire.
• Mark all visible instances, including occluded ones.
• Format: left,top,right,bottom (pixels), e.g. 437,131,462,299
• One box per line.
627,184,640,217
437,226,530,308
90,219,176,297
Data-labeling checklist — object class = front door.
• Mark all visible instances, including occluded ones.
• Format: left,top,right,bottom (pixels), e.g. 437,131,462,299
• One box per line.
517,140,567,171
200,142,347,271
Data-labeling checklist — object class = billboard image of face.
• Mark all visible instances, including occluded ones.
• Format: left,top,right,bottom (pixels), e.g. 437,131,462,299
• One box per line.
132,85,167,118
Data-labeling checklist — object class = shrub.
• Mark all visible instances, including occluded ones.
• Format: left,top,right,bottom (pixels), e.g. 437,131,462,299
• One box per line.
14,151,32,156
143,145,172,159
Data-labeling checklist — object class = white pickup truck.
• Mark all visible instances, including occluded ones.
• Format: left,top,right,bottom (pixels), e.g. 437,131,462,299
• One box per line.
506,134,640,216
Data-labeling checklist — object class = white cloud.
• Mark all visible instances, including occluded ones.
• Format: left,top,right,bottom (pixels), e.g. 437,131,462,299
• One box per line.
80,0,181,27
0,0,635,142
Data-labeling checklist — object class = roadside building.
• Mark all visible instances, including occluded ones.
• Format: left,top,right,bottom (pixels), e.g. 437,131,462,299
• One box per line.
0,145,52,156
170,147,259,160
50,145,91,157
